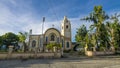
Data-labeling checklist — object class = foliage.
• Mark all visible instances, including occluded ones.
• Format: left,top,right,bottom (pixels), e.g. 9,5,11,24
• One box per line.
18,32,28,43
77,5,120,52
46,43,62,51
81,6,109,24
84,33,94,51
75,25,88,47
106,13,120,49
2,32,19,48
18,32,28,52
0,36,3,45
78,50,85,55
0,32,28,52
81,5,110,51
75,25,87,42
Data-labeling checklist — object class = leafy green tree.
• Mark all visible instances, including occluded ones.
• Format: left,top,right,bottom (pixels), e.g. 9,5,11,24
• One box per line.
98,24,109,50
18,32,28,52
2,32,19,48
75,25,88,47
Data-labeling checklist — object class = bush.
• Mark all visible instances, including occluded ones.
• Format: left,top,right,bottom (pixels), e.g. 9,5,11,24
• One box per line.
99,47,105,51
46,43,62,51
78,50,85,55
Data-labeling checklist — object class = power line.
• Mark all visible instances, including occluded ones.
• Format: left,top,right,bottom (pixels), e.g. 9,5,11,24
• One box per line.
46,0,61,29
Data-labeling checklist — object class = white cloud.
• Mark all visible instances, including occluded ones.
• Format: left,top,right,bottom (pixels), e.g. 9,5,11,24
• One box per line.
0,0,93,42
0,0,35,35
0,1,91,42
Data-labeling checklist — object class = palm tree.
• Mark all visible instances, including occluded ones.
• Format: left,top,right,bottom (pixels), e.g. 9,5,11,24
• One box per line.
18,32,28,52
106,13,120,51
106,22,116,51
81,6,109,51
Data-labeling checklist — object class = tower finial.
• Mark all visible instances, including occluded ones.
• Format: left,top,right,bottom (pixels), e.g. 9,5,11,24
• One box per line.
63,16,68,23
64,16,67,20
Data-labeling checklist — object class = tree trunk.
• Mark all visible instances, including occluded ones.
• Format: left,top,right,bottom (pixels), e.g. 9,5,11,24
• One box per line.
22,42,27,52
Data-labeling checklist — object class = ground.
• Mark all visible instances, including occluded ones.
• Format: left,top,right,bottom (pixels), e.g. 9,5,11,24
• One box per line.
0,56,120,68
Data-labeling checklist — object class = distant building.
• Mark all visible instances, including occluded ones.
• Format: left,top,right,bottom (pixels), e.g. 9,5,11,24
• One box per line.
28,16,72,51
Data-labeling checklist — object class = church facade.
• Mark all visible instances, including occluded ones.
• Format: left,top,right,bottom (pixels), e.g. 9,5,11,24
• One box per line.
28,16,72,51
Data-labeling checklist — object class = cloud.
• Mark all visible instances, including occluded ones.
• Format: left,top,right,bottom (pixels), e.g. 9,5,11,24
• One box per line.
0,0,34,35
0,0,91,42
0,0,62,35
0,0,97,42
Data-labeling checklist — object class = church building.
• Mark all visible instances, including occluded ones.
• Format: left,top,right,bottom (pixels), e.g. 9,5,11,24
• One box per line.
28,16,72,51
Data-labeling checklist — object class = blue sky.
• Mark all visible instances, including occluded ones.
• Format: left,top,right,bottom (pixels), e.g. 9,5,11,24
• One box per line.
0,0,120,42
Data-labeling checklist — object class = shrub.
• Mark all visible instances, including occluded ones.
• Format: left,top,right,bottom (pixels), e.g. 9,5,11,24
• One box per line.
78,50,85,55
46,43,62,51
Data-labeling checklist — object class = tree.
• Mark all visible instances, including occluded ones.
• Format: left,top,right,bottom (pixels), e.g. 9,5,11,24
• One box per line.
106,13,120,51
75,25,88,47
0,36,3,50
0,36,2,45
18,32,28,52
110,13,120,49
81,5,109,51
2,32,19,48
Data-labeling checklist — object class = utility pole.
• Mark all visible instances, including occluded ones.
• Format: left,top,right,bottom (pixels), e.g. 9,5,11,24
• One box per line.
42,17,45,52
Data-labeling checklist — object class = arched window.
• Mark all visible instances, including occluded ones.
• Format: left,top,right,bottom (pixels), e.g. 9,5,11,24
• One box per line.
46,37,48,43
51,34,55,41
32,40,36,47
66,42,69,48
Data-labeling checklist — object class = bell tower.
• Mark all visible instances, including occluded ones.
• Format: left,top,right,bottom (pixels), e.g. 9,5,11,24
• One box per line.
61,16,71,50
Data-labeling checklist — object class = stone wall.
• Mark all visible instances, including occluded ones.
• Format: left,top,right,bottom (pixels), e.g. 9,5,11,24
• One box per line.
85,51,115,57
0,52,61,59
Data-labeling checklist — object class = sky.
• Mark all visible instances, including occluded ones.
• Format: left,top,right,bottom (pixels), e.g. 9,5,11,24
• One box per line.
0,0,120,42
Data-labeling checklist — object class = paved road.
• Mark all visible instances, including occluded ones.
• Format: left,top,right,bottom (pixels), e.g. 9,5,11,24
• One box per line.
0,56,120,68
